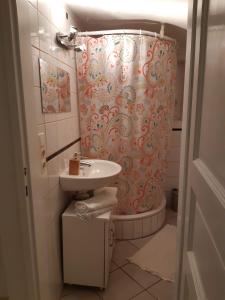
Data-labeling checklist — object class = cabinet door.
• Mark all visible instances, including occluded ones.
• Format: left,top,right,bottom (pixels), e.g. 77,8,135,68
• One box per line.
108,221,115,263
104,220,115,287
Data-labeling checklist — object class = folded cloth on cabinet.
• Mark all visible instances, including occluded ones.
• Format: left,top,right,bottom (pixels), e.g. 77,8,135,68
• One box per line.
74,187,118,213
76,205,115,221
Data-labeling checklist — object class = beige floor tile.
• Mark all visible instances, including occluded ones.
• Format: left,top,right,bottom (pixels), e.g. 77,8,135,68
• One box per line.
112,240,138,267
110,261,119,272
61,285,100,300
131,291,156,300
98,269,142,300
122,263,160,289
129,235,154,249
148,280,174,300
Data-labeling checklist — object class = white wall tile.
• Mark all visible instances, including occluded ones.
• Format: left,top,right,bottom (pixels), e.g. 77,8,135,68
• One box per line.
38,12,52,54
57,117,76,150
164,130,181,201
34,86,44,125
69,69,77,93
50,24,61,59
166,162,180,177
58,47,73,66
57,119,67,149
28,2,39,48
170,131,181,147
45,121,58,156
70,92,77,116
44,112,58,123
68,117,76,141
39,49,53,63
164,176,179,191
167,146,181,162
47,156,59,191
37,0,51,19
32,48,40,87
56,111,72,121
58,152,67,173
28,0,37,8
74,110,80,140
32,125,49,198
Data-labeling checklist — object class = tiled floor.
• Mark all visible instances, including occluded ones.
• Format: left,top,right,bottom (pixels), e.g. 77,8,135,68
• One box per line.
61,209,177,300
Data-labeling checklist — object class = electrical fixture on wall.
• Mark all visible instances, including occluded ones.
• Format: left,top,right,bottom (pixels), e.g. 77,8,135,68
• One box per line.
56,26,86,51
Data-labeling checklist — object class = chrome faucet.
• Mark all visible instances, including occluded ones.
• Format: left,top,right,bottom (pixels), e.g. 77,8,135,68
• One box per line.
80,160,92,167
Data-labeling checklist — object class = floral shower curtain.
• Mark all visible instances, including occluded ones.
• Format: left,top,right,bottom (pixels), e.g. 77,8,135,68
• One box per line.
76,34,177,215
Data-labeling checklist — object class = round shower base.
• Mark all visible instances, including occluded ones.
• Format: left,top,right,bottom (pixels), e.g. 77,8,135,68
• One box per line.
112,194,166,240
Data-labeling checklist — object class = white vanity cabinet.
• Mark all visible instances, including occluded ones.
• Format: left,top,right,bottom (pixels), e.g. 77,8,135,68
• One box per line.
62,201,115,289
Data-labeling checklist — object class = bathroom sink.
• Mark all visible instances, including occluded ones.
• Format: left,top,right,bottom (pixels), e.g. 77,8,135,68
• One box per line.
60,159,122,191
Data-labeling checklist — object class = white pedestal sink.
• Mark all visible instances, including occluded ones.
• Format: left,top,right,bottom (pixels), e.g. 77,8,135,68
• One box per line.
60,159,122,191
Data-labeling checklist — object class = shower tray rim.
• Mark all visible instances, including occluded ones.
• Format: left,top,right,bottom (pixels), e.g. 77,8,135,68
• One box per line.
112,194,166,221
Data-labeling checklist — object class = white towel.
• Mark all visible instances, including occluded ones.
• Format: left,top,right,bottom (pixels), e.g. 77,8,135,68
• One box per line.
74,187,118,213
76,205,115,221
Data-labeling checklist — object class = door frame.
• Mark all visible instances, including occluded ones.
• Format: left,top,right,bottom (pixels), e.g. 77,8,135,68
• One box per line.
175,0,210,299
0,0,39,299
0,0,202,299
175,0,196,298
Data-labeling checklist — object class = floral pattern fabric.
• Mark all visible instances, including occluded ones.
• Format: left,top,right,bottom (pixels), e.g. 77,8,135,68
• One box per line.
76,35,177,215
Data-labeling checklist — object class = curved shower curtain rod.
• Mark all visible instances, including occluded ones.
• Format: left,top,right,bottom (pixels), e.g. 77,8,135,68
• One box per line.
56,25,176,50
77,28,176,43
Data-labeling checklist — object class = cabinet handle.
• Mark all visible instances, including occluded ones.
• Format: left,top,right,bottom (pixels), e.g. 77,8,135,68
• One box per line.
109,228,114,247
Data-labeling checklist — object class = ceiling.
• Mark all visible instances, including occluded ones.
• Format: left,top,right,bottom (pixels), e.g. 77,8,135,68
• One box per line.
66,0,188,60
66,0,188,29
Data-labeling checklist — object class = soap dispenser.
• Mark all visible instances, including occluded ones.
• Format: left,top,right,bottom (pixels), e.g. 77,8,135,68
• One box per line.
69,152,80,175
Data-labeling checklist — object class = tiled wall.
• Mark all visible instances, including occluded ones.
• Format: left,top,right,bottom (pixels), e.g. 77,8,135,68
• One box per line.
164,61,185,202
26,0,80,299
165,130,181,195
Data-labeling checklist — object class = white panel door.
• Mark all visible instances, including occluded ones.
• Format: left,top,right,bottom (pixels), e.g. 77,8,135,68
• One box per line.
177,0,225,299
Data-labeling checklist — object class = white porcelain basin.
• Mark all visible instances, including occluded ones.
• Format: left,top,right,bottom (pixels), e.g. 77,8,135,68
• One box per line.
60,159,122,191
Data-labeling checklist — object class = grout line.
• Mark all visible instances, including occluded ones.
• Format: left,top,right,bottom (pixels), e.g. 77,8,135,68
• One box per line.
121,263,162,294
94,289,103,300
145,278,162,290
127,240,140,250
32,44,75,69
145,288,159,299
111,260,129,269
109,261,120,273
129,289,147,299
145,279,163,298
120,266,146,291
